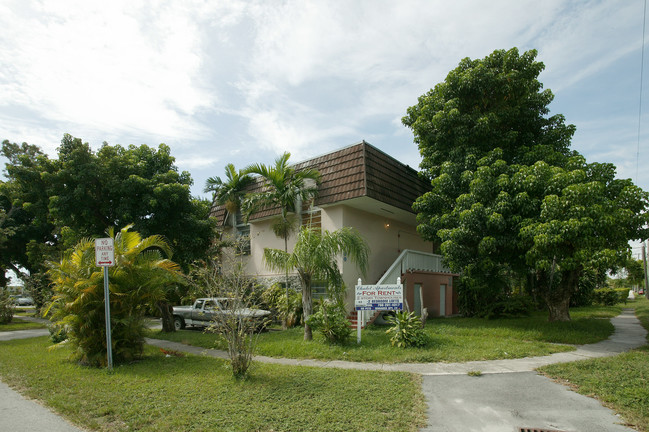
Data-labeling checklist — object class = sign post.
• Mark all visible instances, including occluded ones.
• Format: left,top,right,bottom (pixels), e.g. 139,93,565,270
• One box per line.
354,277,403,344
95,238,115,370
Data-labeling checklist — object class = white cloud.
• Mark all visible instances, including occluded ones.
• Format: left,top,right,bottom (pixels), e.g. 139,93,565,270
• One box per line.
1,0,647,197
0,0,214,145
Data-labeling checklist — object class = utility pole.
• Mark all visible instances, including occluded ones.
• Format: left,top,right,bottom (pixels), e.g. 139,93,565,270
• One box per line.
642,241,649,299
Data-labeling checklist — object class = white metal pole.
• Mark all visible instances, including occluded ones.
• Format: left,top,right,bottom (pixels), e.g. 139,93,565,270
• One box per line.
357,278,362,344
103,266,113,370
645,241,649,299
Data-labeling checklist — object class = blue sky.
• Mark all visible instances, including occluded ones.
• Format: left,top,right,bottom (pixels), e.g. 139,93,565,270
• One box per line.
1,0,648,264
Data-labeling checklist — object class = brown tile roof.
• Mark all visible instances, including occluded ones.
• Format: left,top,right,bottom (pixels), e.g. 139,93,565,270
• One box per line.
210,141,429,225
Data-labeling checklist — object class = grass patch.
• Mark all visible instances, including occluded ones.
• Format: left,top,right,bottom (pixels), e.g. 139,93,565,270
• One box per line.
0,320,47,331
539,297,649,431
13,308,38,316
152,306,619,363
0,337,425,432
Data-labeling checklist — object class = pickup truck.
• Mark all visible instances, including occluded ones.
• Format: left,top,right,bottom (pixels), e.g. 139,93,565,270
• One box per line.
172,298,270,331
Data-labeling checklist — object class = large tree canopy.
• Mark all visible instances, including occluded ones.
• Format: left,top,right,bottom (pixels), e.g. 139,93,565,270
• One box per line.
403,48,649,321
1,134,216,277
0,142,57,282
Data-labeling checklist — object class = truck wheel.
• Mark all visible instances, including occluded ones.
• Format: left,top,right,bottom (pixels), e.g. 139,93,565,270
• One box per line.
173,316,185,331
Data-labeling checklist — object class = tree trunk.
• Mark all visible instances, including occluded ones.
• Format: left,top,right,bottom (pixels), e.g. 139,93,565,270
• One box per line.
302,279,313,341
544,269,579,322
157,300,176,332
283,234,289,330
547,295,571,322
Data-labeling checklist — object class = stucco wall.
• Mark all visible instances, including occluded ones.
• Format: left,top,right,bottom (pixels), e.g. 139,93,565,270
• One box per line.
229,201,436,311
337,205,434,309
404,272,457,317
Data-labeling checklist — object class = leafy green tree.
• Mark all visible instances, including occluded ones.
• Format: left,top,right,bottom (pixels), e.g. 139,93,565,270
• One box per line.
403,48,576,315
625,259,645,288
46,135,215,270
2,135,215,275
244,152,320,324
263,226,369,341
0,288,14,324
403,48,649,321
48,225,182,366
403,48,575,176
518,159,647,320
0,141,57,288
0,209,13,287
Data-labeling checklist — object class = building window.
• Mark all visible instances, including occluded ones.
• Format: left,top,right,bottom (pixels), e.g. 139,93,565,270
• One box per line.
235,211,251,255
302,209,321,230
311,280,328,300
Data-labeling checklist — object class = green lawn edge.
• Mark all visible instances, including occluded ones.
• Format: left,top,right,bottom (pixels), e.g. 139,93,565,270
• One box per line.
150,305,620,364
0,320,47,332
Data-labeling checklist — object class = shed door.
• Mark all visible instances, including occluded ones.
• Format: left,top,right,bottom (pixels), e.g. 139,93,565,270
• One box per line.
414,283,422,316
439,284,446,316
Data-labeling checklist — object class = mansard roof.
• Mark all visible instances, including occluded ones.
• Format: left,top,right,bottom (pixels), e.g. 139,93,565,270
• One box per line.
210,141,429,224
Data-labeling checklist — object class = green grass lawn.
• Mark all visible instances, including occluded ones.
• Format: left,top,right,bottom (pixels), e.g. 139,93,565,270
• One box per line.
0,337,426,432
0,320,47,331
539,296,649,432
151,305,620,363
13,307,38,316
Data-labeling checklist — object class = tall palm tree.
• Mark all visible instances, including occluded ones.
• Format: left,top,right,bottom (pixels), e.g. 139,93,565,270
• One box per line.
263,226,369,341
204,163,255,227
244,152,320,324
48,225,182,366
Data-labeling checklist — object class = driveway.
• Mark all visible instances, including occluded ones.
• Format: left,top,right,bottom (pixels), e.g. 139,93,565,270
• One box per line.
419,309,646,432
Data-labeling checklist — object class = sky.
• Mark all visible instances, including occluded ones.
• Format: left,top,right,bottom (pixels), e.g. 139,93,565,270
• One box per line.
1,0,648,263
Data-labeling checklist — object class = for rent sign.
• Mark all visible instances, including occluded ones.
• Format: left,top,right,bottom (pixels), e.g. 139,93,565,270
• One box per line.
355,282,403,311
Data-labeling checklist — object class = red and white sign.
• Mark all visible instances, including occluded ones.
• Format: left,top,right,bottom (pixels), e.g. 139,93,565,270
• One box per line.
355,283,403,311
95,238,115,267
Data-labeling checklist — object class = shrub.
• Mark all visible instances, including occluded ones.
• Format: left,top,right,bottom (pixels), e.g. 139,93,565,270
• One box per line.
305,300,352,344
261,283,302,327
483,295,534,319
48,226,182,367
196,256,268,379
48,323,67,343
614,288,630,304
592,288,621,306
0,290,14,324
385,311,428,348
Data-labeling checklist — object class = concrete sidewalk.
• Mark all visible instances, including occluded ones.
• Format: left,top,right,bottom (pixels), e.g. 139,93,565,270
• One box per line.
0,381,86,432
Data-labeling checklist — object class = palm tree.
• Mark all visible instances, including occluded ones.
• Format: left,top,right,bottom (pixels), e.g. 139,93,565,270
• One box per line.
263,226,369,341
48,225,182,366
244,152,320,325
204,163,255,227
